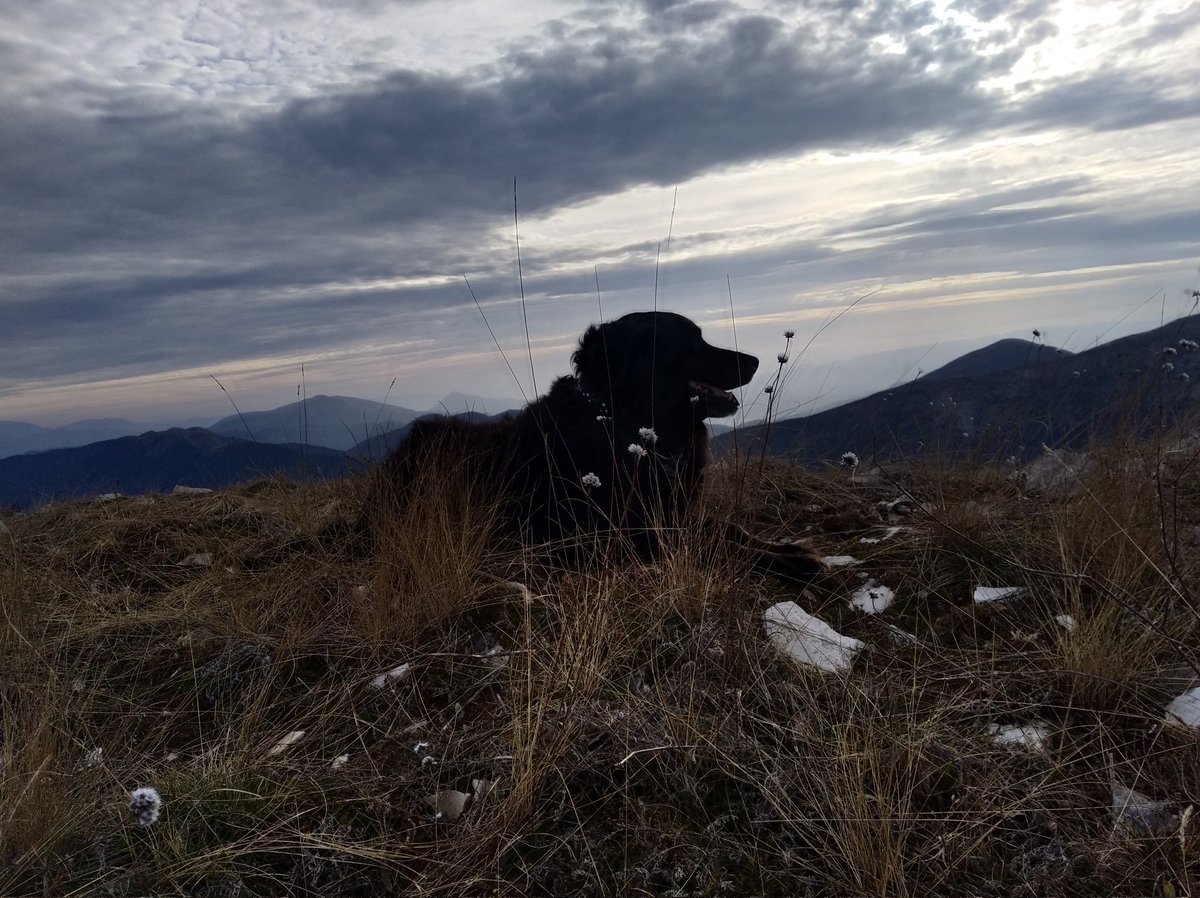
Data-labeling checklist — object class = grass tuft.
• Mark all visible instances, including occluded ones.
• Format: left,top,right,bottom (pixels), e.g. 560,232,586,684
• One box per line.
1,433,1198,896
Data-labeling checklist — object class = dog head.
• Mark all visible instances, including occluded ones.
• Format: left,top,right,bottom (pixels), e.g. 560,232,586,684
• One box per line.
572,311,759,420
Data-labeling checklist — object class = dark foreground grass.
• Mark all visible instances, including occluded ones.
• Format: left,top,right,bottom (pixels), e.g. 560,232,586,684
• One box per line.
1,445,1198,897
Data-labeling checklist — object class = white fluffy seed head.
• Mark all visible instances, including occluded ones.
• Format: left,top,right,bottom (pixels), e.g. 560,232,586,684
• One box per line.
129,786,162,826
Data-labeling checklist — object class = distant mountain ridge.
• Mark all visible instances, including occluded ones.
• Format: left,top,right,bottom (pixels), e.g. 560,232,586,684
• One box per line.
209,395,420,451
0,408,517,510
1,394,520,461
6,318,1200,507
0,418,154,460
718,316,1200,465
0,428,349,509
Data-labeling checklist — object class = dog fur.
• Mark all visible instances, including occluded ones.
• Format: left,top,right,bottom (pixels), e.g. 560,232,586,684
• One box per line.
364,311,823,578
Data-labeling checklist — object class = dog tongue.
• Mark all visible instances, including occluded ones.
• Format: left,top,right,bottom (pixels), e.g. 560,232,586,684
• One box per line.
689,380,737,404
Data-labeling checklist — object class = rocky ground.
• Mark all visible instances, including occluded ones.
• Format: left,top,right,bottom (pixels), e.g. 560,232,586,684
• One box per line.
1,445,1197,896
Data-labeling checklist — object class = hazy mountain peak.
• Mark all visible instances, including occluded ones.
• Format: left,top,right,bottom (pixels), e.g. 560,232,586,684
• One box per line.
920,338,1070,383
209,395,420,451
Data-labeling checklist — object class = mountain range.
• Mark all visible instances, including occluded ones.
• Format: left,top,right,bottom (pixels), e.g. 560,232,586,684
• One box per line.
0,417,209,459
0,403,523,510
0,392,520,460
718,317,1200,464
4,318,1200,508
208,394,422,451
0,428,350,509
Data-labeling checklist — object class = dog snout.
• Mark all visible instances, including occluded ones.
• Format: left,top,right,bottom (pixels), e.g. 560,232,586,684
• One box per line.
706,347,758,389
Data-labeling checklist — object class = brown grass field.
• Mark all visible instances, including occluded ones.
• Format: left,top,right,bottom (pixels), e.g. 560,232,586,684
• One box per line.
1,438,1198,896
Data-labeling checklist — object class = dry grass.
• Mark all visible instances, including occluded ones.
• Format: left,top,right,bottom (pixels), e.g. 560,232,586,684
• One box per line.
1,441,1198,897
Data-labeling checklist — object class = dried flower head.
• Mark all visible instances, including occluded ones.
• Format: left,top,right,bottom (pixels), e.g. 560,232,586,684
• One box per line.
627,443,647,459
764,385,774,394
1164,346,1178,356
1032,329,1041,338
777,353,789,364
129,786,162,827
637,426,658,444
581,472,601,489
784,330,795,339
840,451,860,469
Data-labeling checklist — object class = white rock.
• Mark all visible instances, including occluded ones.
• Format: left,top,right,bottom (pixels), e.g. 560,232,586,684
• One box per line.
763,601,864,673
1112,783,1177,832
973,586,1028,604
94,492,123,502
172,485,213,495
822,555,860,567
880,497,921,519
428,789,470,821
883,624,919,646
471,778,498,801
849,581,895,614
179,552,213,567
988,721,1051,752
860,526,902,544
268,730,305,755
1164,686,1200,729
1024,449,1092,497
478,644,510,669
368,662,412,689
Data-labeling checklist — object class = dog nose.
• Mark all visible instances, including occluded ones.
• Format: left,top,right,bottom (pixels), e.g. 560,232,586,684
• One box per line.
740,352,759,380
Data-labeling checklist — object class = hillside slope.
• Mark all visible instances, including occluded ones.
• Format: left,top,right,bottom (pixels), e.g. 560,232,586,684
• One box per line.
918,338,1070,383
726,316,1200,464
0,427,348,508
2,447,1196,896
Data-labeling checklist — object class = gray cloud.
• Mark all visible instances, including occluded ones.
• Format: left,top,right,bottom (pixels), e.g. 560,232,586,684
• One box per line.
2,0,1198,420
1017,69,1200,132
1128,2,1200,50
1,2,1019,381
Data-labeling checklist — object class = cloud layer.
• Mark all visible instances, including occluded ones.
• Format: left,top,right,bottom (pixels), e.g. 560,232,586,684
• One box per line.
2,0,1198,422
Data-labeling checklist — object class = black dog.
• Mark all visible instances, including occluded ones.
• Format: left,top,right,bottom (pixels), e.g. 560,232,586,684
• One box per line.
365,311,823,578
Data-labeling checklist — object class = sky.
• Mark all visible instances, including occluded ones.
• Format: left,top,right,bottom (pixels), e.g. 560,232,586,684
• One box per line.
3,0,1199,427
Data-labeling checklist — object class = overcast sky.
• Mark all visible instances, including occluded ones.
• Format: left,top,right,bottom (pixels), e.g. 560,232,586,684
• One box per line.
3,0,1199,426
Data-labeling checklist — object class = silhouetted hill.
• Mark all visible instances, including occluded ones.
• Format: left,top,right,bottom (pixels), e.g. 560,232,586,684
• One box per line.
209,395,419,451
0,428,349,509
919,338,1071,383
718,317,1200,465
